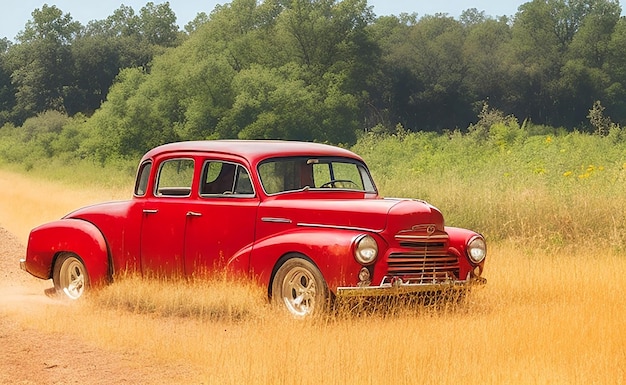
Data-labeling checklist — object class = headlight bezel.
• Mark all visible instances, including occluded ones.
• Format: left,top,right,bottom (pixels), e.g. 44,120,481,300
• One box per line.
353,234,378,265
467,235,487,264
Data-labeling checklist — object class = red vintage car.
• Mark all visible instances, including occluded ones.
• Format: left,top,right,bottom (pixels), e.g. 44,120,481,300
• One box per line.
21,140,486,317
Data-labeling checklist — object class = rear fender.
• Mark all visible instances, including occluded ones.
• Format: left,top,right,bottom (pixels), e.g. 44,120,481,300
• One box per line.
26,219,110,286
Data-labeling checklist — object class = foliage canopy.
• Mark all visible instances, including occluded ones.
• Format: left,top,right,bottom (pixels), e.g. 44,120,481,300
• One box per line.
0,0,626,159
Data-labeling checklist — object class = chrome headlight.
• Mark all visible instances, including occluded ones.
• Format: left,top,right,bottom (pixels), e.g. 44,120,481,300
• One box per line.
467,235,487,264
354,234,378,265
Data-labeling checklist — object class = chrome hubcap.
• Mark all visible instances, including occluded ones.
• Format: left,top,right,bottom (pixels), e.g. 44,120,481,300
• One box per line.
60,258,86,299
281,267,317,317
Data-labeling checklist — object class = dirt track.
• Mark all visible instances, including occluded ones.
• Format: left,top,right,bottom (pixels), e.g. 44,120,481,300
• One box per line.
0,227,193,384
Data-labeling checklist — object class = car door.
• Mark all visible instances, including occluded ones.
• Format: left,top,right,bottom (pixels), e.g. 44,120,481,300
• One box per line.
140,157,195,278
183,159,259,277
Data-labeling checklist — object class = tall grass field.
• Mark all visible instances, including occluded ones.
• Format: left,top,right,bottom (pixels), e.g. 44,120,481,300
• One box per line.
2,127,626,383
11,243,626,384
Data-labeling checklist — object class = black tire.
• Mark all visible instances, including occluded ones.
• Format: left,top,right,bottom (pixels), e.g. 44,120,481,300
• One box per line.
52,253,89,300
271,257,329,318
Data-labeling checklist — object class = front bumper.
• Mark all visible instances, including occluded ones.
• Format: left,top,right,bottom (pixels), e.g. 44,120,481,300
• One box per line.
335,276,487,298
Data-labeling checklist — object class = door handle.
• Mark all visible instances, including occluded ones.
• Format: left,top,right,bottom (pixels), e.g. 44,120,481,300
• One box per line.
143,209,158,214
187,211,202,217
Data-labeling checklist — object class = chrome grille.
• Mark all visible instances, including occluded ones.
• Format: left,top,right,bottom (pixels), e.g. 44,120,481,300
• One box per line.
387,228,459,283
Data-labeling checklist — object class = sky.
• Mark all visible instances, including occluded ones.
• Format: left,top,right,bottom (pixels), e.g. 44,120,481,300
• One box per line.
1,0,536,41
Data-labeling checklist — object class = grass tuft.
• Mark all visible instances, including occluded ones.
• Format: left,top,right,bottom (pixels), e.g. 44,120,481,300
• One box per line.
91,273,268,322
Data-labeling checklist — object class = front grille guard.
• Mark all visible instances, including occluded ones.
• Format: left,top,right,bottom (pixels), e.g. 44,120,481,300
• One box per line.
380,270,457,286
335,274,486,298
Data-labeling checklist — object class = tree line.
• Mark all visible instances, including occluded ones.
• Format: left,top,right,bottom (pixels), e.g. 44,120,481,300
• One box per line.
0,0,625,159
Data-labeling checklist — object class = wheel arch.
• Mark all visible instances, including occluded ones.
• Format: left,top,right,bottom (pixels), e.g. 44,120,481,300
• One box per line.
27,218,111,287
250,228,365,295
267,252,320,299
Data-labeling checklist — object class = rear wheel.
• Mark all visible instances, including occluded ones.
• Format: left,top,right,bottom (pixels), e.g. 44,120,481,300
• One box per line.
271,257,329,318
53,253,89,300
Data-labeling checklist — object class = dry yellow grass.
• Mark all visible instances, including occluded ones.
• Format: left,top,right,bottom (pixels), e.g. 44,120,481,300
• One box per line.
2,167,625,384
0,168,128,241
12,242,626,385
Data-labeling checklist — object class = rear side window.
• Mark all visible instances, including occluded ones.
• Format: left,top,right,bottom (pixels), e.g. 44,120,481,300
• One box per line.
155,158,195,197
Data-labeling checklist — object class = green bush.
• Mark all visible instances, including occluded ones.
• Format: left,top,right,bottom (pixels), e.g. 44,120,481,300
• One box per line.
2,107,625,250
355,130,626,250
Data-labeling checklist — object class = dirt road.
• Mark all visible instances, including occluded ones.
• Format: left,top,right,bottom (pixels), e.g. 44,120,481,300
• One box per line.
0,226,196,384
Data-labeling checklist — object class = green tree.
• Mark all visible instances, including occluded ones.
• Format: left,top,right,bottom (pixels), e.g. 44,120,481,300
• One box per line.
81,67,149,159
557,0,620,126
366,14,418,130
138,2,180,47
217,63,358,143
67,35,125,115
0,39,15,123
184,12,210,34
82,0,373,159
66,3,185,116
8,5,81,123
83,33,238,158
567,0,620,67
17,5,80,44
507,0,622,126
605,17,626,123
276,0,375,78
404,14,470,130
83,5,140,38
462,16,512,113
507,0,564,124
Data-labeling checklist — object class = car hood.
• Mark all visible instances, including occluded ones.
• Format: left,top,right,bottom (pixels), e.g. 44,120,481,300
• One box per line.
258,197,444,233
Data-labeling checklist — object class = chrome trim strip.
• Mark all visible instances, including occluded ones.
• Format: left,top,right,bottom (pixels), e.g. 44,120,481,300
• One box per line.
335,277,487,298
261,217,292,224
395,234,449,241
297,222,382,233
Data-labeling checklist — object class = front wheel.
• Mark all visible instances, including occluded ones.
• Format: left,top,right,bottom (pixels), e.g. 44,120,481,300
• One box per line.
271,257,329,318
53,253,89,300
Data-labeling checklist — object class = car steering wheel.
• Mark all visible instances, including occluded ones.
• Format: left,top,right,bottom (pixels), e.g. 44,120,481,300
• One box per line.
319,179,359,189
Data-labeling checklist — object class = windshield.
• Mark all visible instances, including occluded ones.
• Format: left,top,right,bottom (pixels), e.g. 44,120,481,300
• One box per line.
258,157,377,195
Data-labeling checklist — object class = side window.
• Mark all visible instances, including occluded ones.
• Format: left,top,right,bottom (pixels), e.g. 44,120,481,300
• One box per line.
155,158,194,197
234,167,254,195
201,161,254,196
258,162,283,195
134,161,152,196
258,160,304,194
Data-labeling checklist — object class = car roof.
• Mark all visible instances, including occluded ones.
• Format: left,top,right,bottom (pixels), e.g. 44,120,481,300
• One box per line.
141,140,364,164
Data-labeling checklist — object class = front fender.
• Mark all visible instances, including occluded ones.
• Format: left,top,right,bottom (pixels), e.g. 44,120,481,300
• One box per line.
445,226,486,278
247,228,364,292
25,219,110,286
